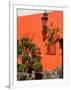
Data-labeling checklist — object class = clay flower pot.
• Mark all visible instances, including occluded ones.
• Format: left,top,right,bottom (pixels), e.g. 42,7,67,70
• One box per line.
48,43,56,55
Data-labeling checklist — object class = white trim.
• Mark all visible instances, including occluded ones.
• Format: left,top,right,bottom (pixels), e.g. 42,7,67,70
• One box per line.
9,1,69,88
9,1,14,88
17,9,51,16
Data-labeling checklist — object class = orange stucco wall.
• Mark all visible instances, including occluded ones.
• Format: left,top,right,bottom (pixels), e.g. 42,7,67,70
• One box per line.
17,11,63,71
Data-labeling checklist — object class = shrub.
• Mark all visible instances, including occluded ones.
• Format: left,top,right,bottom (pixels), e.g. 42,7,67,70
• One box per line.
17,37,43,80
22,52,31,63
21,37,30,48
32,62,42,72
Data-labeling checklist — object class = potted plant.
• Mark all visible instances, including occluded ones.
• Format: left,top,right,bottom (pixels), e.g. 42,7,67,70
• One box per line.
47,28,59,55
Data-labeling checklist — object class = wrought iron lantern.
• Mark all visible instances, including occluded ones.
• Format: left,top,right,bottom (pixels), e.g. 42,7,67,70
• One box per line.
41,11,48,41
41,10,48,27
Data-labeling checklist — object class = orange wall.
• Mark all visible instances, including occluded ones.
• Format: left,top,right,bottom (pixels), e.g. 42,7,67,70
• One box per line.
17,11,63,71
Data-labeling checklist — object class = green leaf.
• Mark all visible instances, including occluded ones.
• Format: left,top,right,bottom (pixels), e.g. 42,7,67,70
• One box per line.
32,62,42,72
32,55,40,62
17,47,22,56
47,37,52,44
28,43,36,53
17,64,27,72
21,37,30,48
22,52,31,62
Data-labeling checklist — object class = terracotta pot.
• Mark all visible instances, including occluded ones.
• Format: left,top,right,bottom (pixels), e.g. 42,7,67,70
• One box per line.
48,43,56,55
